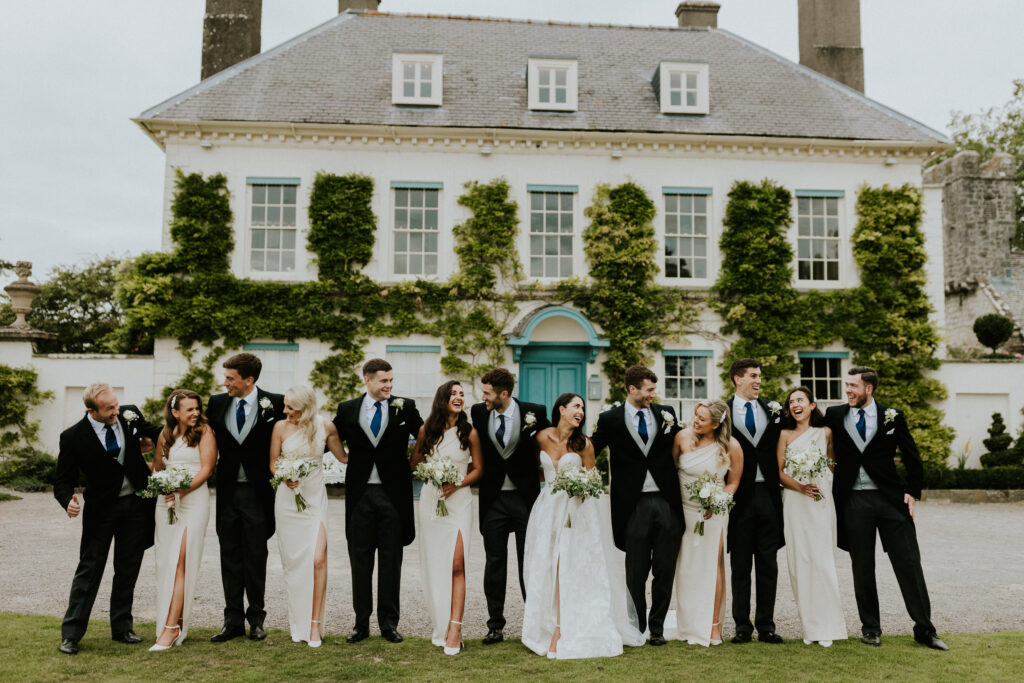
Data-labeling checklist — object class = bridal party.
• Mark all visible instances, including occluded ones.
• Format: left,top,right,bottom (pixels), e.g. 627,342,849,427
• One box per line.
53,352,950,657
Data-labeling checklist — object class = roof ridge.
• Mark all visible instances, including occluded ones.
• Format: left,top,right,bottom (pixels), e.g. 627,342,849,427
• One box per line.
716,28,951,144
138,12,358,119
362,10,703,33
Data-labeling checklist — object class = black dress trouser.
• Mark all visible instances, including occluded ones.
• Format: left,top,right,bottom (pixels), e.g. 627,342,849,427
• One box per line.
481,491,530,631
624,492,683,637
62,494,150,641
217,483,271,629
347,485,403,632
729,483,781,636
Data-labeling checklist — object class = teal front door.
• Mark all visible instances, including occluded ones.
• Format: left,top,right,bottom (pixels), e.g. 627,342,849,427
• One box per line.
518,345,588,412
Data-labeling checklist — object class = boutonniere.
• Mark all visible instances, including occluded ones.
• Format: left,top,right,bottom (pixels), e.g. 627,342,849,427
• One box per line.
767,401,782,418
522,411,537,431
660,411,676,427
122,409,139,425
391,398,405,413
258,397,273,418
602,400,622,412
884,408,898,426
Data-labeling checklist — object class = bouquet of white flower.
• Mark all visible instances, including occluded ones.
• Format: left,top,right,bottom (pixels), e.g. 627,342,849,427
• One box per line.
138,466,193,524
271,458,314,512
549,463,604,527
683,471,734,536
413,455,462,517
783,444,831,501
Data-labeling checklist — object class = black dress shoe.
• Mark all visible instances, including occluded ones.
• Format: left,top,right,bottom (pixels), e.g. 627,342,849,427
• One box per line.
482,629,504,645
758,632,784,644
915,634,949,651
861,633,881,646
249,625,267,641
112,630,142,644
346,628,369,643
210,626,246,643
648,634,667,646
381,629,404,643
59,638,79,655
731,632,752,644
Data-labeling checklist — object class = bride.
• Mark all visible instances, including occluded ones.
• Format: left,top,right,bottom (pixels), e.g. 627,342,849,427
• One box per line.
521,393,644,659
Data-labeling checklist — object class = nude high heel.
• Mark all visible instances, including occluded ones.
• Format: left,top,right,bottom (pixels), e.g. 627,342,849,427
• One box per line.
443,620,463,655
547,624,560,659
149,624,180,652
710,621,722,646
308,620,322,648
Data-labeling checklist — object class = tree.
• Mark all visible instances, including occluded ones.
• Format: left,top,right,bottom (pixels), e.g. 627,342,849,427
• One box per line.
937,79,1024,249
973,313,1015,354
26,256,136,353
0,259,14,325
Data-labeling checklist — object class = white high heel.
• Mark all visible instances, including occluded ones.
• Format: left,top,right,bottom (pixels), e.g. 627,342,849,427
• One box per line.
710,621,722,646
803,639,813,645
149,624,180,652
443,620,463,655
547,624,560,659
819,640,833,648
308,619,322,648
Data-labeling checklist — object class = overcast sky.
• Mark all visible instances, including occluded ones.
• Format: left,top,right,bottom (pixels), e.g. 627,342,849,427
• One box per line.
1,0,1021,279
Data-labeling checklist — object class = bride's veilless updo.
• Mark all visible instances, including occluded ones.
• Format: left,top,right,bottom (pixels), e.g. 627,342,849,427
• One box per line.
551,393,588,454
691,399,732,465
285,385,320,447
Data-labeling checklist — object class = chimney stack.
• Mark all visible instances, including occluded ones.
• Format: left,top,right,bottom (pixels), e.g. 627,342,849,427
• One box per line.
797,0,864,93
339,0,381,12
675,2,720,29
201,0,262,80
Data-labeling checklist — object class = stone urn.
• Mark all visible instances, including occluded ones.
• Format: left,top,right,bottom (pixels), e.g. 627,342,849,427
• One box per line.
4,261,42,328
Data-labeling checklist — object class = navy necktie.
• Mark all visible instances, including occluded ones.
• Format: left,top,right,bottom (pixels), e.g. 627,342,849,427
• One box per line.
856,408,867,440
371,401,383,437
637,410,649,444
236,400,246,432
104,424,119,456
496,414,506,447
744,401,757,439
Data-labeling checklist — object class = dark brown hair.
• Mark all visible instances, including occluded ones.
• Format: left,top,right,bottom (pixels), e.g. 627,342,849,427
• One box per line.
848,366,879,390
362,358,392,376
158,389,207,466
781,386,826,429
421,380,472,455
480,367,515,396
729,358,761,385
223,352,262,381
551,393,588,454
624,365,657,391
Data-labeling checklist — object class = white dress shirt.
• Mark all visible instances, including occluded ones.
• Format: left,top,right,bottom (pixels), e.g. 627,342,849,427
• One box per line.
625,401,660,492
494,401,518,491
732,396,766,482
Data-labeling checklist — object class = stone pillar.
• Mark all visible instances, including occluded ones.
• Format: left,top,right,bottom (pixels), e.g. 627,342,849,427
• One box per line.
675,1,720,28
797,0,864,93
201,0,262,80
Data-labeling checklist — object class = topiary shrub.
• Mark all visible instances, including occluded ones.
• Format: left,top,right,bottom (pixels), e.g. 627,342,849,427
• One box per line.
973,314,1015,354
982,412,1014,455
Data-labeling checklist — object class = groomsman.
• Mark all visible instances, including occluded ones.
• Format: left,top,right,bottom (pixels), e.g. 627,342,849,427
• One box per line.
726,358,785,644
591,365,683,645
334,358,423,644
207,352,284,642
825,366,948,650
54,383,161,655
470,368,549,644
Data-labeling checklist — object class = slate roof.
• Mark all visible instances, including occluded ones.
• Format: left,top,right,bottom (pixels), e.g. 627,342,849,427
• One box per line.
139,11,948,144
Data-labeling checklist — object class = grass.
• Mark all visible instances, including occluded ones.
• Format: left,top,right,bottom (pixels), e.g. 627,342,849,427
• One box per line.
1,614,1020,682
0,492,23,501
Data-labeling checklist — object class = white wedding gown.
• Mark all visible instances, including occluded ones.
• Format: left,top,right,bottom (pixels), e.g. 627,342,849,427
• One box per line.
521,451,644,659
416,427,474,646
673,442,730,646
783,427,848,643
275,420,330,643
153,437,209,642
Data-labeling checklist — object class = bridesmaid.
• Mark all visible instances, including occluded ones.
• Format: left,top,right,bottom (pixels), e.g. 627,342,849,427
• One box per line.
409,381,483,655
151,390,216,651
776,386,847,647
269,385,347,647
672,400,742,646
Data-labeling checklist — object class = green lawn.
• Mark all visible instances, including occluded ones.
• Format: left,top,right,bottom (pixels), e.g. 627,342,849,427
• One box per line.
1,613,1017,682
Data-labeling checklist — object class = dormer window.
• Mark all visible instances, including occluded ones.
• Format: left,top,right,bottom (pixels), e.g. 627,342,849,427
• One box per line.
528,57,578,112
392,52,443,106
655,61,709,114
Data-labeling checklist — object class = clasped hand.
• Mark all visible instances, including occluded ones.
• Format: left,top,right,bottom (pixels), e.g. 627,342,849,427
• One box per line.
440,483,459,499
801,483,821,499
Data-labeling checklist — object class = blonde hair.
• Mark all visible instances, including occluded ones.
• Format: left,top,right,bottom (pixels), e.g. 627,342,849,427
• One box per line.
285,385,320,448
83,383,114,410
692,399,732,466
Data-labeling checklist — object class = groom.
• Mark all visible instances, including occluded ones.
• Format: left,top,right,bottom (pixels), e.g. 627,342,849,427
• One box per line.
590,364,683,645
334,358,423,644
470,367,549,645
53,383,161,655
207,352,284,643
825,366,948,650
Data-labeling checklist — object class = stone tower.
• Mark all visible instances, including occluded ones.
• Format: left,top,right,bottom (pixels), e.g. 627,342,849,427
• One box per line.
797,0,864,93
201,0,262,80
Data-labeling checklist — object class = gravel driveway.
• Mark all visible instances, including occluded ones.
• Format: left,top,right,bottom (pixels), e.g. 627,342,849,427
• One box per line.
1,490,1022,641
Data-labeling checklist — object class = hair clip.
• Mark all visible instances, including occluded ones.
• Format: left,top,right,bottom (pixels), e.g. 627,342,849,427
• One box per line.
170,394,178,410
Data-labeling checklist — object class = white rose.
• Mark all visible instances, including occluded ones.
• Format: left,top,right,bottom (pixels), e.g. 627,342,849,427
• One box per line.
698,484,712,499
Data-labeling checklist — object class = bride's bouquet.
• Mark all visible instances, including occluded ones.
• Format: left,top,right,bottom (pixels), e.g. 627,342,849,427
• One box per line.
271,458,314,512
783,444,831,501
413,455,462,517
549,464,604,528
137,466,193,524
684,471,734,536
